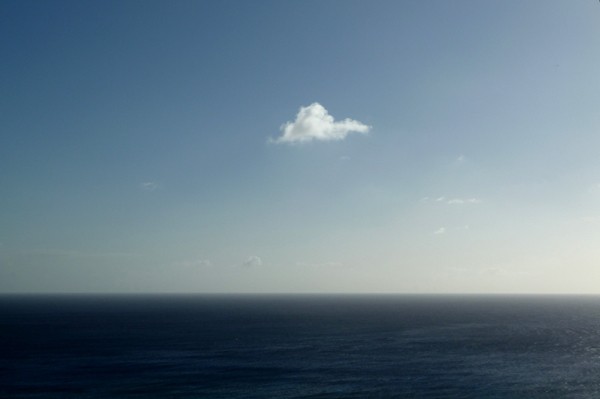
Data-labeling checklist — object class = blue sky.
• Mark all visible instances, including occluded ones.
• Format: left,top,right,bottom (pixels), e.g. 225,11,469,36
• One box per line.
2,0,600,293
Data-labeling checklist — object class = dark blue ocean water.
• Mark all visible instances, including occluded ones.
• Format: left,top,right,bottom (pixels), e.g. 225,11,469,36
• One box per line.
2,295,600,398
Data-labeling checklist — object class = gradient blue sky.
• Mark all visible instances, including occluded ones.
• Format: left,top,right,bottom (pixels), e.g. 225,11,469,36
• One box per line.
2,0,600,293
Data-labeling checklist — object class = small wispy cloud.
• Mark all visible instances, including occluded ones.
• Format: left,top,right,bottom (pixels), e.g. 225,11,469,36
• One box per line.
423,196,482,205
588,183,600,195
478,266,530,277
432,225,471,235
140,182,158,191
456,154,466,163
242,255,263,267
447,198,482,205
271,103,371,144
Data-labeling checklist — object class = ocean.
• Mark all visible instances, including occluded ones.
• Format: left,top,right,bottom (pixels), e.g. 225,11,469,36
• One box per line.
1,294,600,398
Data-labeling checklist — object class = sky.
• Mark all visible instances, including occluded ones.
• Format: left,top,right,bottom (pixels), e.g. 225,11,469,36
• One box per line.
1,0,600,294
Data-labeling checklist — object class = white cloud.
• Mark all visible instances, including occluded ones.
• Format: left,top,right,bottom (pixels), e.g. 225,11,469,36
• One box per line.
242,255,263,267
272,103,371,144
457,154,466,163
434,227,446,235
140,182,158,191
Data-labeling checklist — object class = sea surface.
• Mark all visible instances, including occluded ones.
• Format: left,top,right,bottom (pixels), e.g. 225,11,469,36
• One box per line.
2,294,600,398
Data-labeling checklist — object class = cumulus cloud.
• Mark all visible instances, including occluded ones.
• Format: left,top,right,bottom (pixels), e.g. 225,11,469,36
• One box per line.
242,255,263,267
140,182,158,191
272,103,371,144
